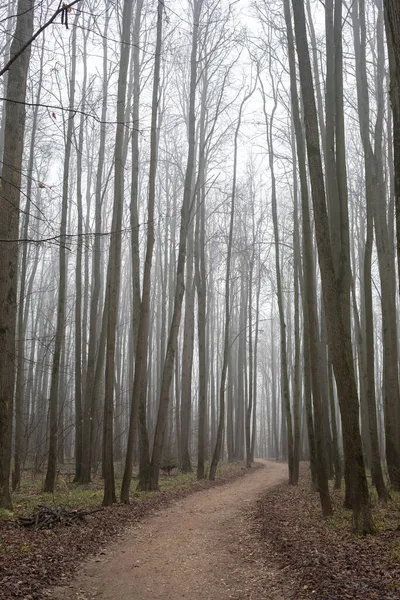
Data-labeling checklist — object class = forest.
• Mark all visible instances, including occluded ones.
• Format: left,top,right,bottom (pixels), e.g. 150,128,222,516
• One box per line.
0,0,400,598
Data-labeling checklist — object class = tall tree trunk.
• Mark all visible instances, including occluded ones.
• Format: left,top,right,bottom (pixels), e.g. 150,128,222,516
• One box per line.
73,26,88,483
0,0,16,164
195,143,207,478
383,0,400,301
245,218,255,469
270,312,279,458
251,271,261,462
130,0,143,350
0,0,34,509
373,0,400,491
292,123,301,485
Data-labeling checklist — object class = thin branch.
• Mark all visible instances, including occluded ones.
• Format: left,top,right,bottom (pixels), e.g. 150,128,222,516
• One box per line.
0,0,83,78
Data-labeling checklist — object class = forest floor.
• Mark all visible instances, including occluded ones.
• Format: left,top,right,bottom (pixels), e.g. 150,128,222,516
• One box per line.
2,461,400,599
0,461,268,599
253,466,400,599
47,462,400,600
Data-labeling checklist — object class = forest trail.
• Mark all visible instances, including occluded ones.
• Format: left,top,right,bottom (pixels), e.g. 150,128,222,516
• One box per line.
50,461,288,600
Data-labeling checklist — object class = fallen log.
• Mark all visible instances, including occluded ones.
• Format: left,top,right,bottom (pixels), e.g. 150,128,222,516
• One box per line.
18,505,103,531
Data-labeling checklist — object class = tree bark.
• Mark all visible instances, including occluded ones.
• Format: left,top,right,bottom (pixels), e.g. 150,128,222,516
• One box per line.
383,0,400,302
291,122,301,485
73,24,89,483
195,124,207,478
0,0,34,509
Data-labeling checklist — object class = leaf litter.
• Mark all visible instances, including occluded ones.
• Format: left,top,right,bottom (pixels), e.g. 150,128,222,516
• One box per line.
249,466,400,599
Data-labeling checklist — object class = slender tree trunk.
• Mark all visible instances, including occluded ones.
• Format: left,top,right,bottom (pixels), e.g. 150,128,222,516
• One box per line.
245,223,255,469
181,235,195,473
270,313,279,458
195,145,207,478
251,272,261,461
292,124,301,485
73,27,88,483
194,68,209,479
130,0,143,349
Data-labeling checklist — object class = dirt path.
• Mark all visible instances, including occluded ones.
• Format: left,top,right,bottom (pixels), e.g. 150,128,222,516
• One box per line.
50,461,289,600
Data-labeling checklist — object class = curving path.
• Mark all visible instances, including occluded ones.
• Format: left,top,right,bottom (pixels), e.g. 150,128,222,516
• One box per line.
50,460,289,600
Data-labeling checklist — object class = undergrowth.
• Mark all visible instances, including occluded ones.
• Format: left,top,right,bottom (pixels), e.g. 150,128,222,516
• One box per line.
326,476,400,535
4,460,245,519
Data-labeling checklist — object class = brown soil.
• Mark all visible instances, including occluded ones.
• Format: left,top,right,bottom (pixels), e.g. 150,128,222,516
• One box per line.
49,460,290,600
